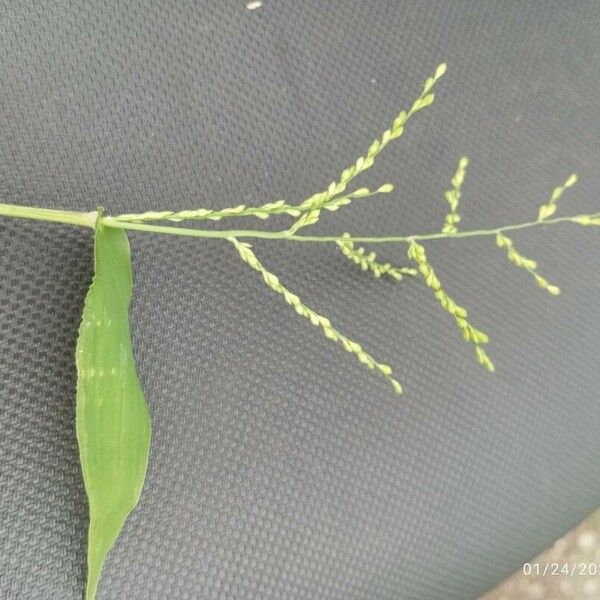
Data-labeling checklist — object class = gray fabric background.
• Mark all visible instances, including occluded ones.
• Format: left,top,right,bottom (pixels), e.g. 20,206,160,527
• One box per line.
1,1,599,599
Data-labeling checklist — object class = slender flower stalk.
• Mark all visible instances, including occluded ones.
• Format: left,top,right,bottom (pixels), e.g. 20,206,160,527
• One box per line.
1,203,599,245
102,211,600,243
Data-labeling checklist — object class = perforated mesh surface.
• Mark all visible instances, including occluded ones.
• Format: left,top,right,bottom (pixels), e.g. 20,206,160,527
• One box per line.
1,2,600,599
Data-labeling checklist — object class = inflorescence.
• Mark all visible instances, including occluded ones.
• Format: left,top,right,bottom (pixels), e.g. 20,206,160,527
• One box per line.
1,63,598,394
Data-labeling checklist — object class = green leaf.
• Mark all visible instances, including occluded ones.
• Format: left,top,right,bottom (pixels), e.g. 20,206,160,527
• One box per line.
76,217,151,600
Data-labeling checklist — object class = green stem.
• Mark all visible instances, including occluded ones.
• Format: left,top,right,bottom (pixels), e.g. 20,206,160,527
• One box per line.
0,202,98,229
100,213,600,244
0,202,598,244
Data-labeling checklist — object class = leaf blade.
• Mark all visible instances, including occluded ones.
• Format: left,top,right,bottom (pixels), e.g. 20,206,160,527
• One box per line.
76,220,151,600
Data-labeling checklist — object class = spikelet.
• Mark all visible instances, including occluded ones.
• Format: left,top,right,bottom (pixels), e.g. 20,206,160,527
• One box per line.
407,240,494,371
537,173,578,220
442,157,469,233
229,237,403,394
495,233,560,295
336,233,417,280
573,214,600,226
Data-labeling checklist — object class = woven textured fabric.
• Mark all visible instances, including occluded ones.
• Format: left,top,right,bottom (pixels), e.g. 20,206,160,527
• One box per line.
1,2,600,599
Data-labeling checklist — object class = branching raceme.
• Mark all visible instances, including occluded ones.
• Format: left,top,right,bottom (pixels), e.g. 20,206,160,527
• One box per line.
1,62,600,600
228,237,403,394
407,239,494,372
442,156,468,233
336,234,418,280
